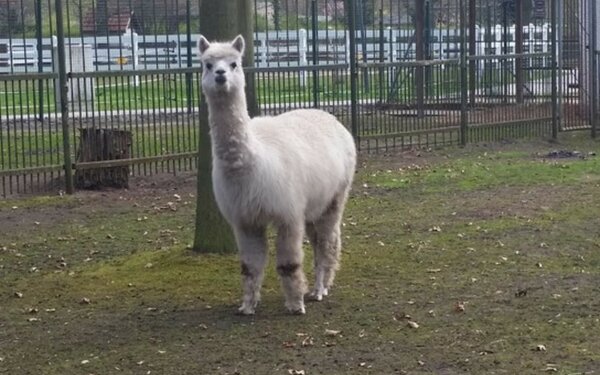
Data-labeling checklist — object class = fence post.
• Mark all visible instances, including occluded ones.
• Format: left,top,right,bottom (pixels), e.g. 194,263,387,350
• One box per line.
54,0,74,194
468,0,477,107
348,0,359,144
515,0,524,104
557,0,563,131
415,0,425,118
551,0,559,139
460,0,468,146
35,0,44,121
185,0,193,114
311,0,319,108
590,0,598,138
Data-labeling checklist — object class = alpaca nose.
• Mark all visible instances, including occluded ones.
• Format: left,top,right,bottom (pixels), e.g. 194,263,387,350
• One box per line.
215,69,226,84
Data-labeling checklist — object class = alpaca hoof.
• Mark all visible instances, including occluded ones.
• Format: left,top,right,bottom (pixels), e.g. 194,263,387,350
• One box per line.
289,306,306,315
286,301,306,315
308,291,323,301
309,287,329,301
237,303,256,315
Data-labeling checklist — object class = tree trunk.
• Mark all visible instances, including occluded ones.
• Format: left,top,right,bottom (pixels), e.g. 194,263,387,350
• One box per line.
193,0,256,253
74,128,132,189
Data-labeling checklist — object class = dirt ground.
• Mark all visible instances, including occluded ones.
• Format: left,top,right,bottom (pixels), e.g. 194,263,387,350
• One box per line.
1,131,600,374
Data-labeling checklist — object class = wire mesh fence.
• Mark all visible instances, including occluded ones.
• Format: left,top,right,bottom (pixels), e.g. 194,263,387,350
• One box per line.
0,0,598,197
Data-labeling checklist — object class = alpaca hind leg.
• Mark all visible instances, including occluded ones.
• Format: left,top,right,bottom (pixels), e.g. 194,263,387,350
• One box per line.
234,226,268,315
309,194,346,301
306,222,325,300
276,223,308,314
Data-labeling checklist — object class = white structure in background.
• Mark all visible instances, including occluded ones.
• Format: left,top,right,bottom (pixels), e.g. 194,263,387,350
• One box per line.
123,28,140,86
54,42,95,109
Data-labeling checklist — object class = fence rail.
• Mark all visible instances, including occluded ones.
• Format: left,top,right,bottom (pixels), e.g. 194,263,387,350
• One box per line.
0,0,598,197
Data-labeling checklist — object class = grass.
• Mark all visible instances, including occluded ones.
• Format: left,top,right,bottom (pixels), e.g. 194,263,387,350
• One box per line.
1,131,600,374
0,124,197,170
2,67,532,117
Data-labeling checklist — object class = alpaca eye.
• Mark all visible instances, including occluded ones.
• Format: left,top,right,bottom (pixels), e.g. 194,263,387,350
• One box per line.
205,63,213,70
230,62,237,69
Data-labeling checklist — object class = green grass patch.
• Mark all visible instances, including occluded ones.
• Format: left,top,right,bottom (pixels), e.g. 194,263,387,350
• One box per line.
364,148,600,192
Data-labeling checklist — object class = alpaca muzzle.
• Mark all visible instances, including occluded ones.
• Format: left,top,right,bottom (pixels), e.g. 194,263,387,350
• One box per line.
215,70,227,85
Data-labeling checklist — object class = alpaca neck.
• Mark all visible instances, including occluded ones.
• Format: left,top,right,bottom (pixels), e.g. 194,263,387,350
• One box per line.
206,91,254,172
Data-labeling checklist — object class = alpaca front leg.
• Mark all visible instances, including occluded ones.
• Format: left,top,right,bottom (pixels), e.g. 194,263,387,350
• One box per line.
234,226,268,315
276,224,308,314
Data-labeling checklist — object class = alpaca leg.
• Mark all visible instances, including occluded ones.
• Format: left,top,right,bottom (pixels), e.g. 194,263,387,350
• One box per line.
309,193,346,301
276,223,308,314
234,225,268,315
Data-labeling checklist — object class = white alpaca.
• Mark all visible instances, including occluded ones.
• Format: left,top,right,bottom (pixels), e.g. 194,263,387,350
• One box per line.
198,35,356,315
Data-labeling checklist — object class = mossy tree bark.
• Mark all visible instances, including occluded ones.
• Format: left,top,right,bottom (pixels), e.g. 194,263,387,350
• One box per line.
193,0,257,253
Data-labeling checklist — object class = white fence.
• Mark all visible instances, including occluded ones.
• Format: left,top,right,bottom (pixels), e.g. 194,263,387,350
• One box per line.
0,24,551,74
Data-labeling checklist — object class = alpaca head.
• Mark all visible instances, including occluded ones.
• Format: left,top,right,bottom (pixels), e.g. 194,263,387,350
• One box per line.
198,35,245,97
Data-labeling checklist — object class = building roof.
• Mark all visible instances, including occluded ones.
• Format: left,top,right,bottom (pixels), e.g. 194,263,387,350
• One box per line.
82,10,139,35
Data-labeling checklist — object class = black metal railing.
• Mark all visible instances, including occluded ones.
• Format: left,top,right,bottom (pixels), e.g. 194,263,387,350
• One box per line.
0,0,596,197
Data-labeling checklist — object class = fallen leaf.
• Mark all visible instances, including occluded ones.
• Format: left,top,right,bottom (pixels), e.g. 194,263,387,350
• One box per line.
455,301,466,312
325,329,341,337
393,313,412,321
301,336,314,347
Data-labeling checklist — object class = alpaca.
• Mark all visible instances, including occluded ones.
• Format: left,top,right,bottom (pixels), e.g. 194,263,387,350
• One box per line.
198,35,356,315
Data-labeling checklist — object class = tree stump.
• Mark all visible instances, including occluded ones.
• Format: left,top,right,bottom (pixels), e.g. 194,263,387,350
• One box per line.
75,128,132,189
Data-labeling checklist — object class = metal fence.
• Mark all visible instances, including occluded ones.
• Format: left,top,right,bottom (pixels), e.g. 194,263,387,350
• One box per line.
0,0,598,197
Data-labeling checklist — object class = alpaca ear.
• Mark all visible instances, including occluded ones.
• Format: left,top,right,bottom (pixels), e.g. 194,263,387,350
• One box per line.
231,35,245,54
198,35,210,55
